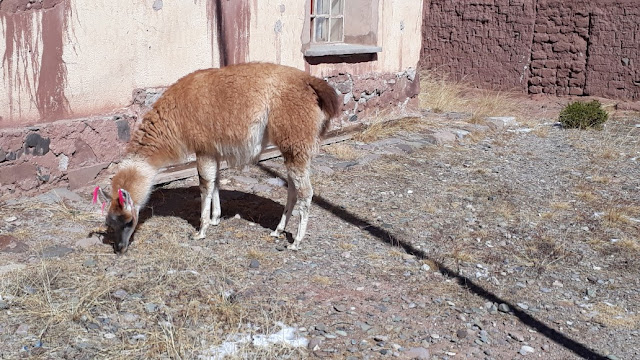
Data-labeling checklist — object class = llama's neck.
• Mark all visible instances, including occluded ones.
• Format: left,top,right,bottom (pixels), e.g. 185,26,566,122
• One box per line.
111,157,158,209
127,109,187,168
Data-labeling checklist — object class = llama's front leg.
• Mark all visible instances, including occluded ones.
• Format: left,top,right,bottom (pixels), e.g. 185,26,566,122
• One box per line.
193,156,220,240
288,169,312,251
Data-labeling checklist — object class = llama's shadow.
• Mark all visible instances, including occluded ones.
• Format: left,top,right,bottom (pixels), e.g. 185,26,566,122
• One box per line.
138,186,286,237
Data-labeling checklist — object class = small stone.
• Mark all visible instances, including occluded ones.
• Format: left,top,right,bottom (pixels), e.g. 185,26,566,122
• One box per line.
324,333,337,339
509,331,525,342
606,355,620,360
315,324,327,332
374,335,389,342
76,237,102,249
144,303,158,313
456,329,468,339
83,258,97,268
335,330,347,336
104,333,116,339
519,345,535,355
552,280,563,287
249,259,260,269
15,324,29,335
41,245,73,258
266,178,286,187
498,303,510,313
586,288,596,297
112,289,128,300
3,216,17,222
379,349,391,355
517,303,529,310
404,347,430,359
542,344,550,352
334,304,347,312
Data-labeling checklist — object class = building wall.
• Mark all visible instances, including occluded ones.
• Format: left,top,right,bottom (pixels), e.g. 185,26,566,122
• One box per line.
420,0,640,100
0,0,423,196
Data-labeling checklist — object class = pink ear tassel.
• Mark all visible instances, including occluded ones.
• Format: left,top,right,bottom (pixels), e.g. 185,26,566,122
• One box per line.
92,186,100,204
118,189,125,206
101,202,107,215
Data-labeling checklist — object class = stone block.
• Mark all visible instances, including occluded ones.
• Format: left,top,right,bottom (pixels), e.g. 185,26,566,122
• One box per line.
67,162,110,190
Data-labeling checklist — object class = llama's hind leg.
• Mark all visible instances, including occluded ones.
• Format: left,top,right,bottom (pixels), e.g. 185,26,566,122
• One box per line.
270,173,297,239
193,155,220,240
288,167,313,251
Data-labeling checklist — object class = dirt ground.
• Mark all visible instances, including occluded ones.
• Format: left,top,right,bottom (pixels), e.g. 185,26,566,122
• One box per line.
0,95,639,360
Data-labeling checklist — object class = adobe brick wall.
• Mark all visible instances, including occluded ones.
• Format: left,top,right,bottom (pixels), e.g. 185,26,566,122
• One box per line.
420,0,640,101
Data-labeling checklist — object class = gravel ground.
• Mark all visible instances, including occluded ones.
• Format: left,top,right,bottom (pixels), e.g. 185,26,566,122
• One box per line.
0,102,639,360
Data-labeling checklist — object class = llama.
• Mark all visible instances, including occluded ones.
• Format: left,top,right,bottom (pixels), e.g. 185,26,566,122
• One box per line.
95,62,340,253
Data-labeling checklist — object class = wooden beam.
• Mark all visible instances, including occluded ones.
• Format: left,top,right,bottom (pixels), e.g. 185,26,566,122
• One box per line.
153,133,353,185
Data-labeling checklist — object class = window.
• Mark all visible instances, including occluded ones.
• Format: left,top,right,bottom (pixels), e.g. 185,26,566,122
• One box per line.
305,0,381,57
311,0,344,43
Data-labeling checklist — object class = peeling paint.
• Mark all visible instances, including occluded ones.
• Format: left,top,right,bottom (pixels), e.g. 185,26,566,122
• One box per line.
206,0,250,66
1,0,71,124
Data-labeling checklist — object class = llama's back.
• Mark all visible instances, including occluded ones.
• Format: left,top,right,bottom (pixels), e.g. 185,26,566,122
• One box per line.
131,63,336,168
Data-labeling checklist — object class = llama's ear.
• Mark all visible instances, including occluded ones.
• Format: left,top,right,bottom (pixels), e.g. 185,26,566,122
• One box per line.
118,189,134,212
93,186,111,204
92,186,111,214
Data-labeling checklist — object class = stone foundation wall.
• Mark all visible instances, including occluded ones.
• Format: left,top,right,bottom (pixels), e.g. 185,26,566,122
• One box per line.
0,114,135,195
0,71,419,198
420,0,640,101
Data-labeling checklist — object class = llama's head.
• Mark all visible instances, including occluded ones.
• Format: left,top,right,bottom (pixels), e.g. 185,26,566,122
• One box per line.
93,186,138,254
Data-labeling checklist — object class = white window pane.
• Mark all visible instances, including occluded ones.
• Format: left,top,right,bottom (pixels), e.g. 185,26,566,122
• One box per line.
331,0,343,16
314,0,329,15
314,17,328,42
330,17,343,42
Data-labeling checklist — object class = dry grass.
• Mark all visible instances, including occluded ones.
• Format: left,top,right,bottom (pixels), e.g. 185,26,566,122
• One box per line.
311,275,332,285
354,116,423,143
531,125,551,138
247,248,266,260
613,238,640,253
602,207,633,227
419,70,524,124
323,143,362,160
593,302,640,329
550,201,571,210
448,247,474,263
419,71,467,113
0,231,300,359
338,242,356,251
574,190,598,202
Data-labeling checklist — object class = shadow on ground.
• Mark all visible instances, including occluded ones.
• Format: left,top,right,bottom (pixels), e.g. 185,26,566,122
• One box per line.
139,186,284,234
257,163,608,360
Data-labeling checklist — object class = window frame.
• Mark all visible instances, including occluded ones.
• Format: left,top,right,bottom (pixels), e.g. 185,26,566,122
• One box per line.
310,0,345,44
303,0,382,58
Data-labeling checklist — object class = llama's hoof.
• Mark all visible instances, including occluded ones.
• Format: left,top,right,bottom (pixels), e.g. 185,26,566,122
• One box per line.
287,243,300,251
269,230,282,238
191,231,206,240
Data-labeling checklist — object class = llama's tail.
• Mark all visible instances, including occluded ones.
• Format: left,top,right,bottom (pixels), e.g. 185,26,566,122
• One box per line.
308,76,341,136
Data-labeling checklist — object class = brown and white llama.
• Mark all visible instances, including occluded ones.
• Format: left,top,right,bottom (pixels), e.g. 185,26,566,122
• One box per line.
94,62,340,253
